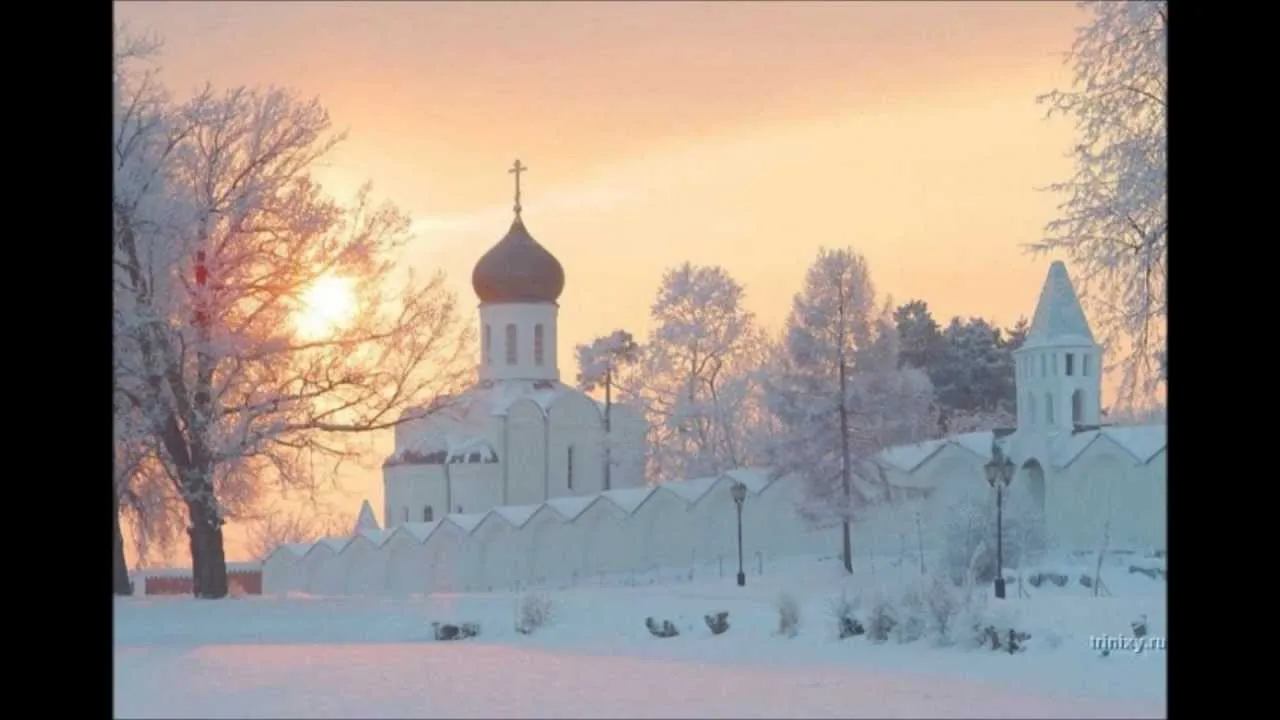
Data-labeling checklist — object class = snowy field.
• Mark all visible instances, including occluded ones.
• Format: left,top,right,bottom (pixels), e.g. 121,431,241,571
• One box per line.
114,556,1166,719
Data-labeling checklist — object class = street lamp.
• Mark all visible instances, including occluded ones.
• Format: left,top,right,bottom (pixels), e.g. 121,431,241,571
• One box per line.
984,442,1016,599
730,481,747,587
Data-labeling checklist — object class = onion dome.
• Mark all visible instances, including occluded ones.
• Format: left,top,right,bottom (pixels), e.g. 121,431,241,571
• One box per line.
471,160,565,303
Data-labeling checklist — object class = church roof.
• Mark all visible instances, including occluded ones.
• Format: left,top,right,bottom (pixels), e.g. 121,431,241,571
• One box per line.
352,499,380,534
1052,424,1166,468
471,216,565,304
1022,261,1096,348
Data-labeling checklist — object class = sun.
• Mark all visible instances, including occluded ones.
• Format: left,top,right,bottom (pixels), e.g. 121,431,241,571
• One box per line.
295,274,356,340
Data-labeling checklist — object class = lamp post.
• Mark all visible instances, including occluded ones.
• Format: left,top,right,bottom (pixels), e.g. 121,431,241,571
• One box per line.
730,481,747,587
984,443,1016,599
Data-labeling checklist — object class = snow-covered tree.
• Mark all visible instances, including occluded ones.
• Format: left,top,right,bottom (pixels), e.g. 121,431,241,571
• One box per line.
939,477,1045,585
625,264,765,481
576,329,641,488
763,248,934,574
1033,0,1167,406
112,32,473,597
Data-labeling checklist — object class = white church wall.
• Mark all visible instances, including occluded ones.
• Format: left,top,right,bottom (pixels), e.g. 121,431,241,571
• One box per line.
344,533,392,595
297,543,337,595
385,525,434,594
1141,450,1167,552
422,521,469,593
470,512,523,591
447,462,501,516
575,496,630,577
549,392,606,497
627,486,692,571
520,505,572,587
689,477,740,567
1060,445,1127,553
478,302,560,382
262,545,308,595
384,464,450,527
921,444,988,495
505,399,548,506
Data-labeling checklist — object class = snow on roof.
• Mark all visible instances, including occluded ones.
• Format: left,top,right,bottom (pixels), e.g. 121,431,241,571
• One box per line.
445,512,489,534
316,537,351,554
600,485,656,514
355,528,394,547
491,504,542,528
950,431,996,460
1021,261,1096,348
544,494,597,521
662,475,721,504
396,521,439,543
279,543,313,558
353,499,380,534
877,438,948,473
1055,424,1167,468
722,468,772,495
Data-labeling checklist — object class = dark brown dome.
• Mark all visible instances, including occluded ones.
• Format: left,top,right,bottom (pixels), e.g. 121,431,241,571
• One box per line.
471,216,565,304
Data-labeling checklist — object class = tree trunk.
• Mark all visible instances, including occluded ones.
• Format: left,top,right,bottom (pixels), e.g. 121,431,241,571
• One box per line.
838,358,854,575
113,490,133,595
604,368,612,491
186,494,229,599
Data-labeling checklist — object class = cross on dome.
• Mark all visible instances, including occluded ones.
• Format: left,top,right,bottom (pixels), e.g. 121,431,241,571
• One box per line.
509,159,527,218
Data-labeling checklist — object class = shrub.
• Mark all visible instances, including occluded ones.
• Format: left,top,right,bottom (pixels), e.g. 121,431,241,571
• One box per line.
828,592,864,639
922,574,963,644
516,593,553,635
645,616,679,638
865,595,897,644
776,593,800,638
704,611,730,635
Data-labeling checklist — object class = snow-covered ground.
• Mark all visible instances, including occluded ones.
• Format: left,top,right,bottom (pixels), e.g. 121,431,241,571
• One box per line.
114,555,1166,719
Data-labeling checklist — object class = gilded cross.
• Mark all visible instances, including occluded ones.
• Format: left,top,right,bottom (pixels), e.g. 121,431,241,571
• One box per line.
509,159,528,217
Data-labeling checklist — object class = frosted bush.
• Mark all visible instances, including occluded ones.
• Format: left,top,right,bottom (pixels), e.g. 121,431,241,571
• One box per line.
828,591,864,639
776,593,800,638
516,593,553,635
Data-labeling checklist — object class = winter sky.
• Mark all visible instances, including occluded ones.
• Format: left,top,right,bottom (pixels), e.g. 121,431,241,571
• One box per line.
115,1,1089,561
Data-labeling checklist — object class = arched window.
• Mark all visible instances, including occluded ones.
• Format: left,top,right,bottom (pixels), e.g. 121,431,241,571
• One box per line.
1027,393,1037,425
1082,353,1092,377
567,445,575,490
423,506,434,522
1065,353,1075,376
1045,393,1055,425
1039,354,1047,377
483,324,491,365
534,324,545,366
505,323,518,365
1071,389,1084,424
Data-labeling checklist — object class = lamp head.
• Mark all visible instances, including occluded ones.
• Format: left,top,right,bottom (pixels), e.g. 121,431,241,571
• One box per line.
730,481,747,504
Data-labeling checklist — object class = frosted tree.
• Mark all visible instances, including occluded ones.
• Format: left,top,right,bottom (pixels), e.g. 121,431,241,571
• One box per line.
763,247,934,574
939,479,1045,585
113,33,473,597
1034,1,1167,405
243,504,345,562
575,329,641,489
626,263,765,481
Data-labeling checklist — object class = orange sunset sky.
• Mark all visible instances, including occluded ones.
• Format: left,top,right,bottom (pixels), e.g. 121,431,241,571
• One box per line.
115,0,1093,563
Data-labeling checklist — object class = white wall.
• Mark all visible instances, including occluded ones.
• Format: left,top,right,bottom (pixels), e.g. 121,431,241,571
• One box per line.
506,399,548,506
478,302,559,382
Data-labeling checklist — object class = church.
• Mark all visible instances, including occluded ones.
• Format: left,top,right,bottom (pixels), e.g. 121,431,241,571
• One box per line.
262,163,1165,597
381,161,647,528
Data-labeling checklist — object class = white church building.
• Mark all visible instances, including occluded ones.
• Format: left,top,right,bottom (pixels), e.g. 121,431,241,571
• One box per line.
263,166,1166,596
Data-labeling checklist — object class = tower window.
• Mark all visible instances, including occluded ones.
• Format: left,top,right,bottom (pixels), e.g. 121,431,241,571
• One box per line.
567,445,575,490
1065,353,1075,376
1083,354,1092,377
505,323,518,365
1071,389,1084,425
1027,393,1037,426
534,323,545,366
1039,354,1047,377
1045,393,1055,425
483,324,491,365
423,506,434,522
1052,354,1058,376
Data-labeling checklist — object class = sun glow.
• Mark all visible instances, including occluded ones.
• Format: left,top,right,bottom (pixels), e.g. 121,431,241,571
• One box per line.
295,275,357,340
